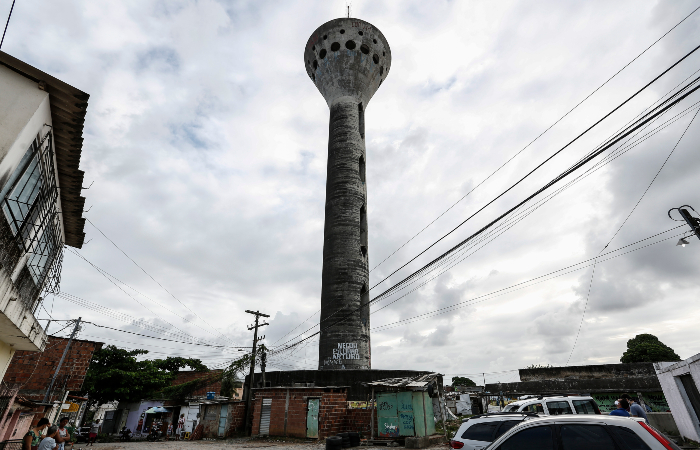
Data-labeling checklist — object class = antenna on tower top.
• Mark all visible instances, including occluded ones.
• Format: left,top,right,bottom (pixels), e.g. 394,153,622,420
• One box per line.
347,5,350,18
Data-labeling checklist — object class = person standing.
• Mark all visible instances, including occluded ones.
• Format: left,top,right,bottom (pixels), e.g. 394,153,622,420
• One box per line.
37,426,59,450
23,417,50,450
87,419,101,446
609,398,631,417
176,414,185,441
622,394,649,423
56,417,71,450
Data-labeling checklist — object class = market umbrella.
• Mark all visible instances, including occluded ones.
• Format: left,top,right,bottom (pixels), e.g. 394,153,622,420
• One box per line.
144,406,169,414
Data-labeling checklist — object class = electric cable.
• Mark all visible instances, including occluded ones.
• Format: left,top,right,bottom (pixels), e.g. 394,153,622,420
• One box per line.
86,218,233,345
370,45,700,294
369,4,700,274
565,106,700,365
0,0,16,50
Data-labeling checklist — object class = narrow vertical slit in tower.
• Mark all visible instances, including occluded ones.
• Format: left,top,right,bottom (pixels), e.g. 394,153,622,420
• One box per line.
360,205,368,257
358,102,365,140
359,155,366,183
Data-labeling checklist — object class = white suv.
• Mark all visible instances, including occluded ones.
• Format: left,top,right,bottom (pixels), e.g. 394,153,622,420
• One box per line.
501,396,600,415
483,415,682,450
450,413,539,450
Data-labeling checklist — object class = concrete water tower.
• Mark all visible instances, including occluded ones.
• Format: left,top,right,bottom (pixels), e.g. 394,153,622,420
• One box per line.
304,18,391,370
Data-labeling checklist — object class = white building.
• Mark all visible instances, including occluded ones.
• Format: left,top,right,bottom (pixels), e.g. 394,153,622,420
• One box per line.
0,51,88,379
654,354,700,442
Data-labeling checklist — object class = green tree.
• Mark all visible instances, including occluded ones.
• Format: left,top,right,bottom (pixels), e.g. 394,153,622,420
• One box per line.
451,376,476,387
620,334,681,363
82,345,208,406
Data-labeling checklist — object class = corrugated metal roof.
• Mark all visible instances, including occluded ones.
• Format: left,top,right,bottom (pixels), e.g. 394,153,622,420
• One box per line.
364,372,442,389
0,51,88,248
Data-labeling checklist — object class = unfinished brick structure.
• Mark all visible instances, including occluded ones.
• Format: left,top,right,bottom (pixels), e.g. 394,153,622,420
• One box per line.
250,386,376,439
2,336,102,402
171,369,223,396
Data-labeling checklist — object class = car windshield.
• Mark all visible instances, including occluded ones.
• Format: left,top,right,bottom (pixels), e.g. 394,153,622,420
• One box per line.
503,404,518,412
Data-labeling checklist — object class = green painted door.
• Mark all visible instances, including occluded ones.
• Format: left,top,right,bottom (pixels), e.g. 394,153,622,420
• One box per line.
412,392,426,437
397,392,415,436
424,393,435,436
306,398,319,438
377,392,399,438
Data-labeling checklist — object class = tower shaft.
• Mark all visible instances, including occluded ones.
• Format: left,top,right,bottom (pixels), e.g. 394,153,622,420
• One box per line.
319,97,370,370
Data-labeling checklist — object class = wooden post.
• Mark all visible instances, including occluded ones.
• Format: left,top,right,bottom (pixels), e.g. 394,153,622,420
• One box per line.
370,388,375,440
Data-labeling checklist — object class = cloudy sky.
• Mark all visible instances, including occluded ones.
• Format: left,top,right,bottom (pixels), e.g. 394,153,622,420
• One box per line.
4,0,700,384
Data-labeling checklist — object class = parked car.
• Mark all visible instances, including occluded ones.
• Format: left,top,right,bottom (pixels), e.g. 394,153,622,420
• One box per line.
501,395,601,415
483,415,681,450
450,413,540,450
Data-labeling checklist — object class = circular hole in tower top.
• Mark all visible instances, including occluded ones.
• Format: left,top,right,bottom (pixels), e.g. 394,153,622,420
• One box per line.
373,39,377,44
313,60,318,69
372,54,379,64
319,49,327,59
331,42,340,51
340,29,345,34
323,34,327,40
359,31,363,36
345,40,356,50
360,44,370,54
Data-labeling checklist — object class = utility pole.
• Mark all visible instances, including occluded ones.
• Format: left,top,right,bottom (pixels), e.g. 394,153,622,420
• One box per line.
43,317,81,404
244,310,269,436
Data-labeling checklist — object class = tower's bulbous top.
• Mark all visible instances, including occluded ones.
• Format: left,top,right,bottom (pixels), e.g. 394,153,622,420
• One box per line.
304,18,391,108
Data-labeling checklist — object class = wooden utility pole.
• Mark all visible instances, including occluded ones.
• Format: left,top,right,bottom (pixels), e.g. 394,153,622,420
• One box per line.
244,310,269,436
43,317,81,404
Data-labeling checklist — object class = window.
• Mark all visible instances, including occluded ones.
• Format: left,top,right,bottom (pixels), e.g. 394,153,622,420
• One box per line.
494,421,522,440
461,422,498,441
560,425,616,450
573,399,600,414
502,404,517,412
360,205,367,257
358,102,365,140
522,403,543,413
498,426,553,450
679,374,700,422
1,144,43,235
359,155,366,182
608,426,652,450
546,401,572,415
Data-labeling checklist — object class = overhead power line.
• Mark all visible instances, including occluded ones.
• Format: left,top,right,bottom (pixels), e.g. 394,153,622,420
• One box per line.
565,107,700,365
86,218,233,345
369,4,700,275
370,44,700,294
0,0,16,50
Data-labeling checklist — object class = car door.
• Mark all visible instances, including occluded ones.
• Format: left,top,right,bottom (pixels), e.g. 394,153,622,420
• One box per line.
493,425,556,450
557,423,619,450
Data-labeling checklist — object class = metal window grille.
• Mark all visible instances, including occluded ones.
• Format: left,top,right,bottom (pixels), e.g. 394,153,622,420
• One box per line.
1,129,64,301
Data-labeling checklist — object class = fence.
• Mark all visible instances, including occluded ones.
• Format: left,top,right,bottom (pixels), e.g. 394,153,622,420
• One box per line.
0,440,23,450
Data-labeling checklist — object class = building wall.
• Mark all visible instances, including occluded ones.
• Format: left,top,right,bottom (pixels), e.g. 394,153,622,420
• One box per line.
251,388,348,438
520,363,657,381
2,336,102,402
171,370,223,396
655,355,700,442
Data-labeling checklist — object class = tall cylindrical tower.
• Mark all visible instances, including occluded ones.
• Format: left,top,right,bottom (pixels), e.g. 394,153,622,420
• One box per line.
304,18,391,370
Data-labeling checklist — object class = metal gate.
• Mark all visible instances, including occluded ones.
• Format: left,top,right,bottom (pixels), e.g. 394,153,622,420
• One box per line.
218,404,228,437
260,399,272,436
306,398,319,438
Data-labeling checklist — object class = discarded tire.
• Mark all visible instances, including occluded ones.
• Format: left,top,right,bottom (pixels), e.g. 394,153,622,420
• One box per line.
339,433,351,448
326,436,343,450
349,432,361,447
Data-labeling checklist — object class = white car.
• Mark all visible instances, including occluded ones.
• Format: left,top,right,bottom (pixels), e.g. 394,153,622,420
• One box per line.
483,415,682,450
501,395,600,415
450,413,539,450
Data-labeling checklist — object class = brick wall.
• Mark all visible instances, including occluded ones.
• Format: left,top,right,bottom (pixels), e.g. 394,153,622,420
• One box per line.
227,401,246,436
343,408,374,437
171,370,223,396
251,387,350,439
2,337,102,401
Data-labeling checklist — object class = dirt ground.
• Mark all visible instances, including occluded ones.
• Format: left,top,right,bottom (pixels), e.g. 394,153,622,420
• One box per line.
67,438,324,450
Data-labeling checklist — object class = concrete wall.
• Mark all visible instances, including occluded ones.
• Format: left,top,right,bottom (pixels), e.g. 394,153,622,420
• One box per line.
520,363,656,381
655,354,700,442
304,18,392,370
647,412,680,436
